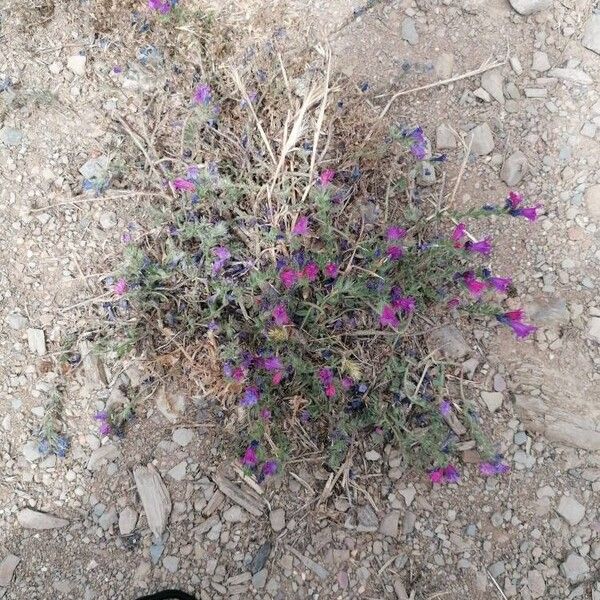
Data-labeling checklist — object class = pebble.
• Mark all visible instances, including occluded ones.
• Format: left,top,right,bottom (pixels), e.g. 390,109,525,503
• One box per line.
527,570,546,598
548,68,593,86
162,556,179,573
481,69,504,104
252,569,268,589
118,507,138,535
167,461,187,481
0,126,23,147
514,431,528,446
469,123,495,155
269,508,286,532
508,0,552,15
435,53,454,79
172,428,194,447
98,211,117,230
133,464,172,538
79,155,110,180
365,449,381,461
582,14,600,55
493,374,506,392
481,391,503,413
588,317,600,343
584,184,600,220
557,496,585,526
379,511,400,537
510,55,523,75
223,505,245,523
401,18,418,45
17,509,69,530
525,88,547,98
427,325,470,359
357,504,379,532
67,54,87,76
0,555,20,587
560,553,589,584
531,51,551,72
5,313,28,330
27,328,46,356
22,441,43,462
501,150,528,186
436,124,457,149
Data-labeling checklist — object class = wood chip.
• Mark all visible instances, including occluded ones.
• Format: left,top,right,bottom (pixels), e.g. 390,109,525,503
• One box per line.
213,473,263,517
286,545,329,580
133,464,172,538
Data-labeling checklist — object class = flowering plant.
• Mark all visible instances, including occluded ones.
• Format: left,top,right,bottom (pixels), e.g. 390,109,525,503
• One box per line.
98,45,536,484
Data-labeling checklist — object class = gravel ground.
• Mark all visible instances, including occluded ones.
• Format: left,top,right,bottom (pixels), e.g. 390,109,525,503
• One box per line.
0,1,599,599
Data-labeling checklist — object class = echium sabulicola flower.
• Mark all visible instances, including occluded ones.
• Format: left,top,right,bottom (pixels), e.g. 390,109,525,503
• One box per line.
464,238,492,255
429,464,460,484
193,84,212,105
505,191,542,221
496,309,537,339
403,126,427,159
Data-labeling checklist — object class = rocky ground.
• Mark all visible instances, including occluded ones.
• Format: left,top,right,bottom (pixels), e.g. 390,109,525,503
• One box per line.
0,0,599,599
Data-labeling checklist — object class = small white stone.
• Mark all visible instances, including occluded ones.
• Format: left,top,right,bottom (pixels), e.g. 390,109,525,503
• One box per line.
67,54,87,76
172,428,194,447
27,328,46,356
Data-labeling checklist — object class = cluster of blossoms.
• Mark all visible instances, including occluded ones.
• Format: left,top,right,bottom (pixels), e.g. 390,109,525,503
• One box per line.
147,0,178,14
240,441,278,482
38,434,69,458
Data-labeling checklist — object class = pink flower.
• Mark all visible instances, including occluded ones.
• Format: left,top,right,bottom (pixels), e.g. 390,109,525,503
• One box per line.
504,309,524,321
429,468,444,484
241,445,258,467
380,305,399,328
452,222,467,246
172,178,195,192
260,408,272,421
272,304,290,326
387,226,407,241
479,462,496,476
387,245,405,260
148,0,172,13
447,297,461,309
464,238,492,255
113,278,128,296
272,371,283,385
463,272,487,297
488,276,512,293
325,383,336,398
324,263,339,278
98,421,112,437
280,268,298,289
319,169,335,186
507,191,524,208
302,262,319,282
292,215,310,236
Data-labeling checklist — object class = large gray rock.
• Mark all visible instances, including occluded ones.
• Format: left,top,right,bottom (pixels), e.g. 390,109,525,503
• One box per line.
501,150,529,186
508,0,552,15
87,443,120,471
118,506,138,535
133,465,172,538
560,553,589,584
470,123,495,155
17,509,69,530
582,14,600,55
548,68,593,85
401,18,418,45
436,124,457,149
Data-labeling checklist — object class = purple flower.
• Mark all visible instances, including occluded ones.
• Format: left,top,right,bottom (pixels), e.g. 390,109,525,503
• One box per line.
98,422,112,436
387,245,405,260
392,296,416,313
260,408,272,422
193,84,212,105
172,178,195,192
439,400,452,417
324,262,339,278
280,268,298,289
212,246,231,274
318,368,333,385
506,191,524,208
510,204,542,222
261,460,278,478
380,305,399,328
452,222,466,244
464,238,492,255
429,468,444,484
341,376,354,390
241,445,258,467
187,165,200,180
272,303,290,326
488,276,512,293
319,169,335,187
480,461,510,477
264,356,283,371
442,465,460,483
302,262,319,281
292,215,310,236
241,386,260,407
113,278,128,296
405,126,427,159
148,0,172,13
387,226,407,241
496,310,537,339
